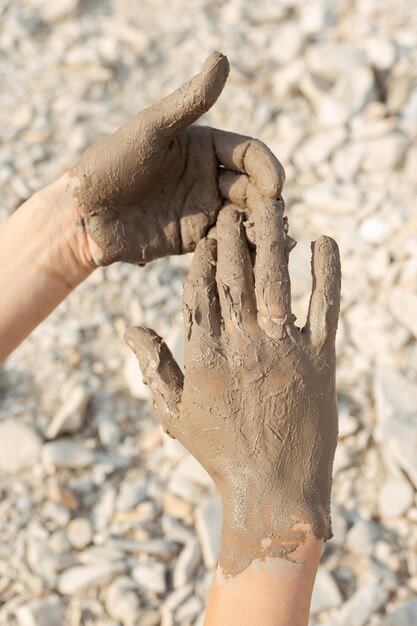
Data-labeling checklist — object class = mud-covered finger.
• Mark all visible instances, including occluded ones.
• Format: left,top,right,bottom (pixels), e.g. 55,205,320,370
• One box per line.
147,52,229,139
254,194,293,336
216,204,257,334
124,327,184,438
304,236,341,350
183,238,221,338
213,129,285,198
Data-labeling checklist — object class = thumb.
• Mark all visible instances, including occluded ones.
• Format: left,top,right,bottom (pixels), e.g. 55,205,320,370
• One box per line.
150,51,229,138
124,326,184,438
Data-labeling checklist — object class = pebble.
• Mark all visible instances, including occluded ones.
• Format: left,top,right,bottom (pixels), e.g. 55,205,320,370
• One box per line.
303,183,361,214
132,562,167,594
67,517,94,550
41,439,96,469
346,520,380,557
15,596,63,626
105,576,142,626
305,43,363,83
382,599,417,625
46,385,90,439
96,413,122,447
379,478,414,518
173,538,201,589
175,595,203,623
115,477,148,512
360,133,409,171
58,562,126,595
0,420,42,473
359,216,392,245
195,495,223,569
325,584,389,626
388,287,417,338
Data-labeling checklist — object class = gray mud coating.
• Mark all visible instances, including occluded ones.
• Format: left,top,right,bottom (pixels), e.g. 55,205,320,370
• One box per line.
68,52,285,266
125,200,342,576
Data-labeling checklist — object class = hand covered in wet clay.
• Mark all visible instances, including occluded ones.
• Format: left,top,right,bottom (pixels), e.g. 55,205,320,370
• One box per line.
125,197,341,576
69,52,284,266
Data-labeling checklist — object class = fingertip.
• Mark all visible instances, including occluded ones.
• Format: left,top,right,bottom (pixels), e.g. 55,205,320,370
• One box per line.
312,236,341,278
203,51,230,76
197,51,230,109
217,204,240,228
123,326,141,351
124,326,158,355
247,141,286,198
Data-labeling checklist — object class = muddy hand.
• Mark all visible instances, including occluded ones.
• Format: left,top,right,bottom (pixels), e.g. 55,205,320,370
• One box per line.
69,52,285,266
125,196,341,577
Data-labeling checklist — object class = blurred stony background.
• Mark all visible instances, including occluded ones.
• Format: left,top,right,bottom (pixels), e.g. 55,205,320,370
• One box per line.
1,0,417,624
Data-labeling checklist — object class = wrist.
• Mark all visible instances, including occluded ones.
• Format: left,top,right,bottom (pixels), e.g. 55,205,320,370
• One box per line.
218,486,328,577
38,173,97,280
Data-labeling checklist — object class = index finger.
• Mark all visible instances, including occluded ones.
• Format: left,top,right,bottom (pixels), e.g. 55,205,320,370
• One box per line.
212,129,285,199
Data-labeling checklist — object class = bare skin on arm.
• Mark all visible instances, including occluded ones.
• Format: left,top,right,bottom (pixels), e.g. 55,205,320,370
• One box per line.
0,52,285,361
125,197,341,625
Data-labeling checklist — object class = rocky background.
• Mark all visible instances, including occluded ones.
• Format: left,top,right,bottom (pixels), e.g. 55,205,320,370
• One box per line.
1,0,417,624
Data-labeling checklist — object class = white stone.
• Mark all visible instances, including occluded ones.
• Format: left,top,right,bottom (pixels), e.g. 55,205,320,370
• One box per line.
93,486,116,531
58,562,126,595
39,0,79,23
374,366,417,489
303,183,361,214
115,477,147,511
359,216,392,245
374,365,417,421
271,23,305,64
132,562,167,594
363,37,396,70
360,133,409,171
173,539,201,589
310,65,376,128
327,584,389,626
382,599,417,625
175,596,203,623
293,129,347,170
195,495,223,569
311,568,343,614
41,439,96,469
47,385,89,438
338,412,359,438
0,420,42,473
375,416,417,490
97,413,121,447
346,520,380,556
306,43,363,83
67,517,93,550
15,596,63,626
379,478,414,518
26,526,59,586
388,287,417,338
105,576,142,626
124,352,152,400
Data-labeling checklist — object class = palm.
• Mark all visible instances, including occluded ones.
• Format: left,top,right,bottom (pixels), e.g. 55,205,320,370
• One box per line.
69,52,284,266
77,127,221,264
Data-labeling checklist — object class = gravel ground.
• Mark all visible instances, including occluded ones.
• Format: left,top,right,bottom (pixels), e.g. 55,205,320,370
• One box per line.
1,0,417,624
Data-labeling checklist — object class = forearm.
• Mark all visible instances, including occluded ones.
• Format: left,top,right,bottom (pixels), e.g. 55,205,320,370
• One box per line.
0,174,94,361
205,518,322,626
